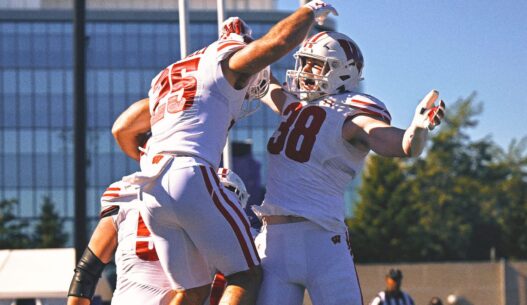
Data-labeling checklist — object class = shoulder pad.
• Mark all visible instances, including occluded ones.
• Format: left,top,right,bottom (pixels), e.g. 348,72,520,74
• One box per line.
344,93,391,123
216,39,246,61
99,181,139,218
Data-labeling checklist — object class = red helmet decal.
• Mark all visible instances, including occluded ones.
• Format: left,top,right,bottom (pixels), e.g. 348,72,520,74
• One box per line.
337,39,363,71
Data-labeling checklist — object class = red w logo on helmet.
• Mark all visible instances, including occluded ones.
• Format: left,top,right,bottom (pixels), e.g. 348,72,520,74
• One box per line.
337,39,364,72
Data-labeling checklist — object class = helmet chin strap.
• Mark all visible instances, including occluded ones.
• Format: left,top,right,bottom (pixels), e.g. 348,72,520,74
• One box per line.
299,90,327,102
286,67,332,101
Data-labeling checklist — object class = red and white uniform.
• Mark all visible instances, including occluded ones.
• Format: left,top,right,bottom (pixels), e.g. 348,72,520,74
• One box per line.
147,38,255,167
255,92,391,232
136,37,260,290
254,92,391,305
99,182,173,305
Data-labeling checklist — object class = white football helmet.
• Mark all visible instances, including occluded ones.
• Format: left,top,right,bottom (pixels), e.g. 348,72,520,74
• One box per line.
239,65,271,119
286,31,364,101
247,65,271,100
217,168,250,209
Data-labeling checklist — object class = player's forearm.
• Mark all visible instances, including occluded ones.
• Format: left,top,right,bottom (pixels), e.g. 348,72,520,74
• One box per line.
113,132,142,161
67,218,116,304
261,6,314,56
229,7,314,74
402,124,429,157
112,98,151,161
87,217,118,264
67,296,91,305
260,74,287,114
67,247,107,303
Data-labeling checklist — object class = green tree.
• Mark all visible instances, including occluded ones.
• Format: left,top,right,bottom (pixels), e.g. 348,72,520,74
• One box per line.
0,199,31,249
348,155,418,262
492,137,527,258
348,94,516,262
405,95,506,260
32,196,68,248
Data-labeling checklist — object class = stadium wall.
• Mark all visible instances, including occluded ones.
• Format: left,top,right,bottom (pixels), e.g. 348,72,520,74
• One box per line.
303,261,527,305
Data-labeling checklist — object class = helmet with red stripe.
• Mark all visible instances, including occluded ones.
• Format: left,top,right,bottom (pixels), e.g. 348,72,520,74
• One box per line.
220,17,253,43
217,168,250,209
286,31,364,101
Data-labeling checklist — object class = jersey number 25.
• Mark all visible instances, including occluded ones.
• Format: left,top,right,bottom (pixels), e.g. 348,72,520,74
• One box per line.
150,57,201,126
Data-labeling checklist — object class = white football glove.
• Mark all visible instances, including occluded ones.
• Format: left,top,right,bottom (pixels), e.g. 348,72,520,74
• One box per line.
411,89,446,130
304,0,338,25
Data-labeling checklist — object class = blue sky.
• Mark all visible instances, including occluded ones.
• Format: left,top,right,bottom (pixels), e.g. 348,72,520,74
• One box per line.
278,0,527,149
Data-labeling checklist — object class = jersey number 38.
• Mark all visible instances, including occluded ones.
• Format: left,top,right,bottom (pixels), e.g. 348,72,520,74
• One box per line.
267,103,326,163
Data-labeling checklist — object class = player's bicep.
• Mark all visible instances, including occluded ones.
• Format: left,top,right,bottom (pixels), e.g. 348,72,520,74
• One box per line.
112,98,151,160
87,217,118,264
345,115,406,157
112,98,150,136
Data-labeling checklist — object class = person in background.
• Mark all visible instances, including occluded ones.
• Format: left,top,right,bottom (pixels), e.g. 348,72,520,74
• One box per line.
369,269,415,305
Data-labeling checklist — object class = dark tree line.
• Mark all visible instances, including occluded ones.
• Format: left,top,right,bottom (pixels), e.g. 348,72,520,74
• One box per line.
348,94,527,262
0,196,67,249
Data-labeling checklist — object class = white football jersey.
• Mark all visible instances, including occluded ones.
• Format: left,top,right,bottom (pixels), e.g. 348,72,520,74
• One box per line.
99,182,172,303
112,203,171,290
255,92,391,232
146,38,255,168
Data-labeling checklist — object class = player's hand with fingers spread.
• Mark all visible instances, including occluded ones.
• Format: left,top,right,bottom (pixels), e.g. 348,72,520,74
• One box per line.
412,89,446,131
304,0,338,25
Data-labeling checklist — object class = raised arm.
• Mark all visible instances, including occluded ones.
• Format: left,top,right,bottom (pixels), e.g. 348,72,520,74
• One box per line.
343,90,445,157
224,1,337,87
112,98,151,161
259,73,292,114
401,90,445,156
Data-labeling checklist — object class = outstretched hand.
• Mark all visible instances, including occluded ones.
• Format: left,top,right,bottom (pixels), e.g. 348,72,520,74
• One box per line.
304,1,339,25
413,90,446,130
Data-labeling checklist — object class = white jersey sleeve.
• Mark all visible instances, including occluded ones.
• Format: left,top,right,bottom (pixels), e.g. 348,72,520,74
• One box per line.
215,39,246,62
99,180,140,218
344,93,392,124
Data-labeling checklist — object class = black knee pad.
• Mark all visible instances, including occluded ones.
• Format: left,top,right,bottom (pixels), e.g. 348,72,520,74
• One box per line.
68,247,106,299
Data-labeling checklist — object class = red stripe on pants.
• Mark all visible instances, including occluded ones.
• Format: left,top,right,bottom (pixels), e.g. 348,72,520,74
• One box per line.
208,167,260,263
199,166,256,268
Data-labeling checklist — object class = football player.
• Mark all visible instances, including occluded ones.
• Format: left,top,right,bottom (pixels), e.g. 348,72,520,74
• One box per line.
67,164,251,305
253,31,445,305
110,2,338,305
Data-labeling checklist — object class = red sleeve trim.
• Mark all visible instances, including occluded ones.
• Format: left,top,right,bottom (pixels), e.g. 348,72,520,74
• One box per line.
100,206,119,219
218,41,245,52
102,192,120,198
